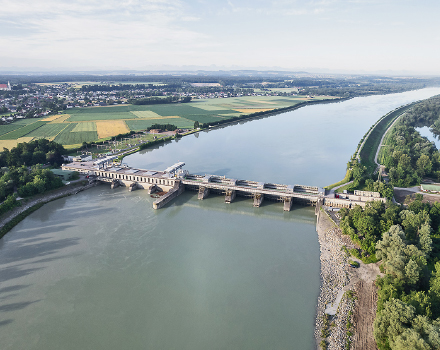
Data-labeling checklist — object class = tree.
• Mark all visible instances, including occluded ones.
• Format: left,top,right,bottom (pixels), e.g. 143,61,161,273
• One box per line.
418,224,433,256
376,225,426,284
374,298,415,348
417,154,432,177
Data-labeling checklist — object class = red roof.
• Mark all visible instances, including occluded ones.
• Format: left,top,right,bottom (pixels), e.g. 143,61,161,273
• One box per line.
0,84,8,89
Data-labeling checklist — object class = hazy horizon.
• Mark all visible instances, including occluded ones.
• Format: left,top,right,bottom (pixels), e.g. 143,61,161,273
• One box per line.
1,0,439,75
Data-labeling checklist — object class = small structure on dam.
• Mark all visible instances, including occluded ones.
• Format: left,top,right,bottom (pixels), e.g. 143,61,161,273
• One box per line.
62,160,385,211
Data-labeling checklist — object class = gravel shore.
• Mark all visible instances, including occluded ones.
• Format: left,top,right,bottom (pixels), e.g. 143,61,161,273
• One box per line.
315,209,358,350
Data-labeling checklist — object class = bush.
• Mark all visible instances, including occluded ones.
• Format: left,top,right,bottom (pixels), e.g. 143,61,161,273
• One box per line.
349,248,361,259
348,260,360,268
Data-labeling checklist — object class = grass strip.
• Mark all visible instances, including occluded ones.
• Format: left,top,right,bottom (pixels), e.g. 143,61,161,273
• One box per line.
325,170,352,190
359,103,415,173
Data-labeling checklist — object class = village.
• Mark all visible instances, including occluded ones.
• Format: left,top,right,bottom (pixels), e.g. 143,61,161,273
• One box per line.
0,80,302,124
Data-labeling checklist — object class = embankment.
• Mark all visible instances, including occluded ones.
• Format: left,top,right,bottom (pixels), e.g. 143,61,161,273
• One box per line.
0,181,99,239
315,210,380,350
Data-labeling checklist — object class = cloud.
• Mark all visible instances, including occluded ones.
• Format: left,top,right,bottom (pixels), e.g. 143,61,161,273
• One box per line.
0,0,212,68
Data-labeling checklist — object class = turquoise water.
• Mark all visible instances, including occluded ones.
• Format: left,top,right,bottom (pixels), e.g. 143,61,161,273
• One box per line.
1,87,440,350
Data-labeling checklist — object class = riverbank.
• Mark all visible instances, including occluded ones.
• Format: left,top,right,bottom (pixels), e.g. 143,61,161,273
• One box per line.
315,209,381,350
0,181,99,238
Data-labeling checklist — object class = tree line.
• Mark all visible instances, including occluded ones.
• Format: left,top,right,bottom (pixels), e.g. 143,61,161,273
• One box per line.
0,138,65,168
128,96,191,105
0,139,67,216
339,197,440,349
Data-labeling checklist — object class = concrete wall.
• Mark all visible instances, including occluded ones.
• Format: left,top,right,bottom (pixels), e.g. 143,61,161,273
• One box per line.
354,190,381,198
153,181,185,209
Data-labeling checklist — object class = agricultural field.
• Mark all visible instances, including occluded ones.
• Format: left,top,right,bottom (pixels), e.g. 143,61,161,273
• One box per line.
0,95,337,149
96,120,129,138
26,123,68,138
0,121,47,140
0,124,22,136
53,123,98,146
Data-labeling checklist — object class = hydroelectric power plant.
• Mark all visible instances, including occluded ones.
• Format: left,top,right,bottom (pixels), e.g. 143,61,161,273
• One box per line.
62,159,385,211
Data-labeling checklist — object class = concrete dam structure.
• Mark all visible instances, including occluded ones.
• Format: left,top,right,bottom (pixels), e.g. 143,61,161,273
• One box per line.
62,160,384,211
62,160,326,211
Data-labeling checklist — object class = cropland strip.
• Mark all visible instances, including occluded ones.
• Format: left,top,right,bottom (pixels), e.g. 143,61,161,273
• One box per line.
26,123,69,138
0,124,22,136
0,137,34,150
12,118,47,125
67,112,139,122
43,114,64,122
49,114,71,123
72,122,97,132
130,110,163,119
0,121,47,140
54,123,98,145
96,120,130,138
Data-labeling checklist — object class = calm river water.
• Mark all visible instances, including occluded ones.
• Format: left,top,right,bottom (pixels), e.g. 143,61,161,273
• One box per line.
1,87,440,350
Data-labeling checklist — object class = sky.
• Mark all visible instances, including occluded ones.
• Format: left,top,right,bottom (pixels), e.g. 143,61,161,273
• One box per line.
1,0,439,74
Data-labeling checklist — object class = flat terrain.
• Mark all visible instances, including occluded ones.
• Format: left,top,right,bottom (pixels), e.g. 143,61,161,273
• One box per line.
352,280,378,350
0,95,333,149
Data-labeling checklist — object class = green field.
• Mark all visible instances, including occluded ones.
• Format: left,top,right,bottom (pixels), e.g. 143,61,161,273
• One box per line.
67,112,139,122
71,122,97,132
0,124,22,136
0,95,338,148
26,123,68,138
54,124,98,145
0,121,47,140
12,118,47,125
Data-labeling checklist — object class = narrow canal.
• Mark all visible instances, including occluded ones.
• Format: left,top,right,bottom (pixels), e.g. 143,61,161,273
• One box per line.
1,87,440,350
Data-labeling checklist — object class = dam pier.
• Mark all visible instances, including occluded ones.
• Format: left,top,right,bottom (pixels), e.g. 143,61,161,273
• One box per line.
62,160,385,211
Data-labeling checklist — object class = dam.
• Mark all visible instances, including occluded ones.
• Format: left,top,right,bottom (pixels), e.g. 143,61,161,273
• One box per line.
62,160,325,211
62,159,385,211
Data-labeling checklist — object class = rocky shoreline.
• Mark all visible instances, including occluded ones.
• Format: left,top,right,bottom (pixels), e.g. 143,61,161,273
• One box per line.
314,209,358,350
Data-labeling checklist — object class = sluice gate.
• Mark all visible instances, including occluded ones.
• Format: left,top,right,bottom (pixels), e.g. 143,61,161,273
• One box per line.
63,161,384,211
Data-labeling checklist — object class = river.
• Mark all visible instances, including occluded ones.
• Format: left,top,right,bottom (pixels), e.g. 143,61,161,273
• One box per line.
1,87,440,350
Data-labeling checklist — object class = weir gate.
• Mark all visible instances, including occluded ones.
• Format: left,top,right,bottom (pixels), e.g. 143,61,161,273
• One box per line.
62,161,325,211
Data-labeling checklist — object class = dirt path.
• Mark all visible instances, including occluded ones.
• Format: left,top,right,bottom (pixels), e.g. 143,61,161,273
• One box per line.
352,280,378,350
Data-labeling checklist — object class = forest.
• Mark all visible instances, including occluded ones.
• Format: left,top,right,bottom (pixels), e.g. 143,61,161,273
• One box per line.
381,95,440,187
340,198,440,349
0,139,67,214
336,95,440,349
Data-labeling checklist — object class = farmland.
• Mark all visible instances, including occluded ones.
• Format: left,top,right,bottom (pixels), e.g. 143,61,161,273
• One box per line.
0,95,338,149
